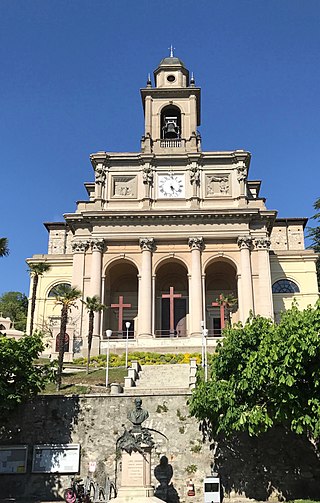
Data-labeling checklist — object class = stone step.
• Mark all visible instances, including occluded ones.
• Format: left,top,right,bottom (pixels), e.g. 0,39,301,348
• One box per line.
135,364,190,390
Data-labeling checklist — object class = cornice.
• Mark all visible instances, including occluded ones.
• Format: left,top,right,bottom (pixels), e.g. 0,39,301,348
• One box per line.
26,255,73,264
64,209,276,230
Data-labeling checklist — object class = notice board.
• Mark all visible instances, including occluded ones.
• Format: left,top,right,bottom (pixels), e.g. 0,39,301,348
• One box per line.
32,444,80,473
0,445,28,474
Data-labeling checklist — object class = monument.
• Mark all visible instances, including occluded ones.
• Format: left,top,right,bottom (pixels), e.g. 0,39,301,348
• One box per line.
115,398,178,503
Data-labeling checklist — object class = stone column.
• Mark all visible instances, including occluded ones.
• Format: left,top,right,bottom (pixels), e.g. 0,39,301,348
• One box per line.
255,238,274,319
237,236,254,322
138,238,155,338
188,237,204,336
90,239,106,335
71,239,90,338
145,96,152,136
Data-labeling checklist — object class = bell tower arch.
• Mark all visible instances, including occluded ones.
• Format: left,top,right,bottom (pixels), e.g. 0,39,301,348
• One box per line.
140,48,201,153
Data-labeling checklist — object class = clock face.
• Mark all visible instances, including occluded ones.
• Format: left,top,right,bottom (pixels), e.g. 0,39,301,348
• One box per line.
158,174,185,198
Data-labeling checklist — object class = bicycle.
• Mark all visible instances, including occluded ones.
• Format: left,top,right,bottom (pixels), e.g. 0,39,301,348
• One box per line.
64,476,92,503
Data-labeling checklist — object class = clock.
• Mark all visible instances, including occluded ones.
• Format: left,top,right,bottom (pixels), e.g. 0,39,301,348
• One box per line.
158,174,185,198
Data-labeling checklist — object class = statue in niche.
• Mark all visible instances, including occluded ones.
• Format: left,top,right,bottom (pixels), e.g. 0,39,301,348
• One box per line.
154,456,180,503
94,165,106,184
189,165,200,185
142,165,153,185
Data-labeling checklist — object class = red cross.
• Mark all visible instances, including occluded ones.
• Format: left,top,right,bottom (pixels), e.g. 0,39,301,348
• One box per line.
162,286,182,333
211,295,226,330
111,296,132,332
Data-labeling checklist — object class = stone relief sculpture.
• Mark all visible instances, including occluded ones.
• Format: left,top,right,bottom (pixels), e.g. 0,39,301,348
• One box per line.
113,176,136,198
207,175,229,196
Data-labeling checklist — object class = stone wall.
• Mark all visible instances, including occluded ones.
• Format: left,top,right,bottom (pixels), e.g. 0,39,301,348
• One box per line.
0,393,211,502
1,394,320,502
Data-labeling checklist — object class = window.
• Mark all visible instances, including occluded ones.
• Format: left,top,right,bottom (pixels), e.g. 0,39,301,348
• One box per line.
48,283,71,297
55,333,70,353
272,279,299,294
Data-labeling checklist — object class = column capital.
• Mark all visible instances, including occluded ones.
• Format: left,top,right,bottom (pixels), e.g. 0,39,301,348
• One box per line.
139,237,155,252
237,236,253,250
188,237,204,251
254,237,271,250
71,239,90,254
91,239,106,253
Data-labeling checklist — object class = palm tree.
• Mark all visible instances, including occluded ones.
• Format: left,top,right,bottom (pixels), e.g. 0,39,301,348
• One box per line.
0,238,9,257
28,262,51,336
81,296,106,373
55,284,82,390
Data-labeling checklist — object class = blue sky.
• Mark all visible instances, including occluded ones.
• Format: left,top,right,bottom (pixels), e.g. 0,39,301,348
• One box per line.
1,0,320,296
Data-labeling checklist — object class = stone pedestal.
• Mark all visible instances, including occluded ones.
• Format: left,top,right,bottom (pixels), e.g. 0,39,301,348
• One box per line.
115,448,162,503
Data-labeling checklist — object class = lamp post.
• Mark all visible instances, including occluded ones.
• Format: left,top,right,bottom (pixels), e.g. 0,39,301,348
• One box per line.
125,321,131,368
105,329,112,388
201,320,205,369
203,328,209,382
201,321,209,382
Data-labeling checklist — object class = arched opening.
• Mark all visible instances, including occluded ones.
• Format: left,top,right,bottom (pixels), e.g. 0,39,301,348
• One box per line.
55,333,70,352
103,261,138,339
272,279,299,294
155,261,189,337
0,324,5,331
161,105,181,139
205,260,238,336
48,282,71,297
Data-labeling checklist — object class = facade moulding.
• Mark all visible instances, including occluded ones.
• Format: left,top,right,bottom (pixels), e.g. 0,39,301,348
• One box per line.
153,254,190,274
102,255,140,275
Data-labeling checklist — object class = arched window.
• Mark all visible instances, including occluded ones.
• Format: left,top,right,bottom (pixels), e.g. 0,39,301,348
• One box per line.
55,333,70,353
0,324,5,331
272,279,300,294
161,105,181,139
48,283,71,298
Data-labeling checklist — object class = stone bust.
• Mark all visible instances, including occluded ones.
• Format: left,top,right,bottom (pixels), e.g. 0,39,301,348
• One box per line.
127,397,149,431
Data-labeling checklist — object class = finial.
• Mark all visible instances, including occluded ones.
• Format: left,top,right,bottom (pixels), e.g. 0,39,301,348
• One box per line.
147,73,152,87
169,44,175,57
190,72,195,86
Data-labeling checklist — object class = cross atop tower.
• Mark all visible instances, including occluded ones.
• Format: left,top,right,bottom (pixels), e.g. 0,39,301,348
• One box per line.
169,44,175,57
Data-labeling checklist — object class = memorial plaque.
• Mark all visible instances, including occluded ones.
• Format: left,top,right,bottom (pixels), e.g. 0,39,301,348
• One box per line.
0,446,28,474
121,450,145,487
32,444,80,473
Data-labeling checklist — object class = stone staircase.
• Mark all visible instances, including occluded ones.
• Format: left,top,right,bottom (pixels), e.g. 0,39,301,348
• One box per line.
123,361,196,395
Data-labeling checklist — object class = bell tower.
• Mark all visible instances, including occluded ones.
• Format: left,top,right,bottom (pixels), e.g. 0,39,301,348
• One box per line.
140,48,201,154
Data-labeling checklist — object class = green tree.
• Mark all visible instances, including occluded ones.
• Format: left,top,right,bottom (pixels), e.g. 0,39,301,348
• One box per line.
28,262,51,336
189,302,320,440
307,197,320,287
0,238,9,257
0,292,28,332
0,332,53,417
55,284,81,390
81,296,106,374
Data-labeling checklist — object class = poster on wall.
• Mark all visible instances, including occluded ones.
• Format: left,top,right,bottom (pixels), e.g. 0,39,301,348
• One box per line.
0,446,28,474
32,444,80,473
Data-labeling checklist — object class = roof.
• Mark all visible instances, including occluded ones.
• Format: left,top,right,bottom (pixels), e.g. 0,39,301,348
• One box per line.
158,56,186,67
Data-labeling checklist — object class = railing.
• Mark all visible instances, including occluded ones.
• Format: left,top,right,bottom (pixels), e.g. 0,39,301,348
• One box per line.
160,139,182,148
206,329,223,338
154,329,188,338
102,331,135,340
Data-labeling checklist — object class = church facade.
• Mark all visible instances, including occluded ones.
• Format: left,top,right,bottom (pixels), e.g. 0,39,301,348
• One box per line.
26,53,318,359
